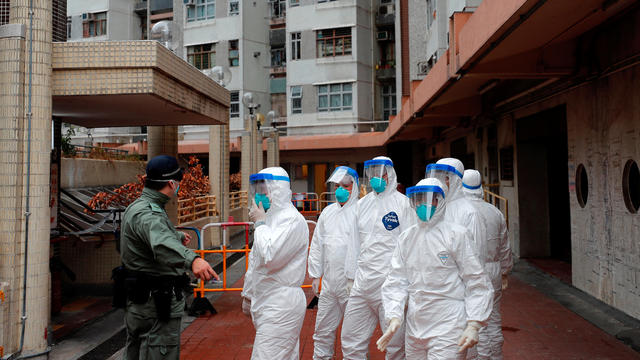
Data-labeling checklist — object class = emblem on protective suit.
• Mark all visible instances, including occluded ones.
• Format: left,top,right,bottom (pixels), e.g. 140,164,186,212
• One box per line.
438,251,450,265
382,212,399,231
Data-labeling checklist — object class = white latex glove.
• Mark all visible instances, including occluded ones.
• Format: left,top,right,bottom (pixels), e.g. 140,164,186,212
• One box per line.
346,279,354,296
376,318,401,352
249,199,266,224
457,320,482,353
242,297,251,317
311,278,321,296
502,274,509,291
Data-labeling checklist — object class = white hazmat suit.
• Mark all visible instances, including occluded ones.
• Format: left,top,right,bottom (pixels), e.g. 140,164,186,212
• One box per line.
381,178,493,359
242,167,309,360
341,156,414,360
308,166,360,360
462,169,513,360
426,159,483,247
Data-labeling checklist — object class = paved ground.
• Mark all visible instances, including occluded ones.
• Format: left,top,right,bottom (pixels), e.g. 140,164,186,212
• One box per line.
180,264,640,360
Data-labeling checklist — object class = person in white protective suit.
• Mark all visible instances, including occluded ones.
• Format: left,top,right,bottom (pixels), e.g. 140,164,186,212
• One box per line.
308,166,360,360
341,156,415,360
462,169,513,360
376,178,493,359
242,167,309,360
425,159,483,241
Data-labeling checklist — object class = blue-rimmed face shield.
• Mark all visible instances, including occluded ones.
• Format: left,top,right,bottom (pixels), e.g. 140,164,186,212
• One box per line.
249,173,290,211
407,184,446,222
364,159,393,193
425,163,463,191
327,166,359,204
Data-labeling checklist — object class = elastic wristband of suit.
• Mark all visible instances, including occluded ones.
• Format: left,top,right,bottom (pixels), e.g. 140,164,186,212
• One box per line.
254,220,266,228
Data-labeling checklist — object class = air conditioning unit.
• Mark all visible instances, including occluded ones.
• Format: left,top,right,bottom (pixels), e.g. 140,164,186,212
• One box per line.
184,0,196,6
379,4,395,15
417,61,429,75
376,31,390,41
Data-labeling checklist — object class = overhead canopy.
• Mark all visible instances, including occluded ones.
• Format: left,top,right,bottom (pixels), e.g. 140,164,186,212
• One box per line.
385,0,637,141
52,41,229,127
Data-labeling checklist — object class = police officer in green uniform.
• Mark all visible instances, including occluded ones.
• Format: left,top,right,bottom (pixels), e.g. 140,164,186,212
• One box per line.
120,155,218,360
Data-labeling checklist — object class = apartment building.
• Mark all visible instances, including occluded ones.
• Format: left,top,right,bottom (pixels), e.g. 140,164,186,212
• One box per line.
174,0,270,140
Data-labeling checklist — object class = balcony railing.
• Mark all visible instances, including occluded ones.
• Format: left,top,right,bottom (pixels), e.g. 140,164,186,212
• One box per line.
178,195,218,225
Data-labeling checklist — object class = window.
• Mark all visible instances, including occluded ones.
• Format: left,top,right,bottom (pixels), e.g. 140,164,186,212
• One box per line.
229,0,239,15
186,0,215,22
187,43,216,70
318,83,352,112
575,164,588,208
316,27,352,57
291,86,302,114
82,12,107,38
229,40,239,67
271,46,285,67
317,0,337,3
499,147,514,181
290,0,300,7
382,84,396,121
291,32,301,60
230,91,240,118
270,0,286,18
67,16,71,39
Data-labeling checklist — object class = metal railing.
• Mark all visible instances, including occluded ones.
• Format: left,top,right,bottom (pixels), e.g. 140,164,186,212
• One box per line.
189,220,316,298
178,195,218,225
319,192,335,211
483,188,509,229
292,192,320,218
68,144,129,158
229,191,248,210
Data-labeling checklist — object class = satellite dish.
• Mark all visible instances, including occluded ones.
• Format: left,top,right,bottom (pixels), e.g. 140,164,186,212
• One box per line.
150,21,177,51
204,66,232,87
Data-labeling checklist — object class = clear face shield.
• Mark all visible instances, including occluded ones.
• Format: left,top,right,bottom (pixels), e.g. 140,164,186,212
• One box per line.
407,185,446,222
327,166,359,204
364,159,393,193
249,173,289,211
425,164,463,191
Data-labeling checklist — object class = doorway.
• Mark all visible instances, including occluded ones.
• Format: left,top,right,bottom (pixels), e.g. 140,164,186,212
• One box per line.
516,105,571,267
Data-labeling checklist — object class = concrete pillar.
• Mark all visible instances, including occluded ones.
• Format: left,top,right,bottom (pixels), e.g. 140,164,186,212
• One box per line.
147,126,179,223
256,132,263,171
0,0,52,357
208,123,229,245
266,131,280,167
241,114,258,192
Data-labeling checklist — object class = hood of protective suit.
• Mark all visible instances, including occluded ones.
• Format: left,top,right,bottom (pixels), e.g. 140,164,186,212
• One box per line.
328,166,359,210
372,156,398,198
414,178,447,226
258,167,294,213
436,158,464,202
462,169,484,199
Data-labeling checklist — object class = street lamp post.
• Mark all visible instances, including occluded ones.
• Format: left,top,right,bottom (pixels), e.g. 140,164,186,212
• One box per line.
241,92,261,196
264,110,280,167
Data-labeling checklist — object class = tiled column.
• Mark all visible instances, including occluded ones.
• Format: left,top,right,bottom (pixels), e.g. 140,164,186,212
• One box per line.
0,0,52,357
266,131,279,168
208,123,229,245
147,126,179,223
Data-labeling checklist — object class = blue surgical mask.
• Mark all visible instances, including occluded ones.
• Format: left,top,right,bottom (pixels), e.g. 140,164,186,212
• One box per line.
370,177,387,193
416,204,436,222
335,186,350,204
255,193,271,211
